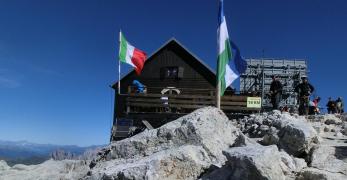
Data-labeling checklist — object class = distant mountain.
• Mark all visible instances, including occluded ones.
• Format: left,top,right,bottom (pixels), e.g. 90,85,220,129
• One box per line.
0,140,103,166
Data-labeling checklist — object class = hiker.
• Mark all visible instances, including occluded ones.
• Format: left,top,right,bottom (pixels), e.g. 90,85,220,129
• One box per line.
326,97,336,114
295,76,314,115
336,97,344,114
309,97,321,115
270,75,283,110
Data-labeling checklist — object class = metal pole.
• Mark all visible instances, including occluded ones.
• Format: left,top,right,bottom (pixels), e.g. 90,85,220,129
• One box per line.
118,31,121,95
261,60,265,109
118,59,121,95
216,81,221,109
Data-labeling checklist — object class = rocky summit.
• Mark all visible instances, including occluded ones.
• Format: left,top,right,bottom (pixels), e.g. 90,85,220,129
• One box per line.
1,107,346,180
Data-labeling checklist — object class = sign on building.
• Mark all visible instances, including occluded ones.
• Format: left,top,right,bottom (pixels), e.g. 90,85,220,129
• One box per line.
247,97,262,108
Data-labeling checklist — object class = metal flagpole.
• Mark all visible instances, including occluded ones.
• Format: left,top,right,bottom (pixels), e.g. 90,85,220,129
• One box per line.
118,30,121,95
216,81,221,109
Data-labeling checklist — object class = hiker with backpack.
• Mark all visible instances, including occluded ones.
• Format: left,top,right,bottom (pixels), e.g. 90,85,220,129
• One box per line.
326,97,336,114
270,75,283,110
295,76,315,115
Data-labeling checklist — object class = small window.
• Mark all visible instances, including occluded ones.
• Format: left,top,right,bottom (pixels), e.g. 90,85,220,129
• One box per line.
166,67,178,78
160,66,183,80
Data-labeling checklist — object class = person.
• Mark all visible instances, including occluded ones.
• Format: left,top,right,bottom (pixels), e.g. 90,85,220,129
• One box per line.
270,75,283,110
295,76,314,115
309,97,321,115
326,97,336,114
132,80,146,93
336,97,344,114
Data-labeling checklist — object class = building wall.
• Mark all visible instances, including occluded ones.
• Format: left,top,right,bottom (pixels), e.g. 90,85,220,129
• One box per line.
114,41,216,120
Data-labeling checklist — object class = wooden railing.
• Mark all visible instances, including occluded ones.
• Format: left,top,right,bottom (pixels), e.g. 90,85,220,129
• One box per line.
122,92,261,114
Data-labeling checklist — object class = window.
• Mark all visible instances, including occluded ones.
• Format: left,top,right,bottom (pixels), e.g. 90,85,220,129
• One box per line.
160,66,183,80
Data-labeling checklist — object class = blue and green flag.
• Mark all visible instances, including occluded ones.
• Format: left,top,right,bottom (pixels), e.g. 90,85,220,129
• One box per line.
217,0,247,96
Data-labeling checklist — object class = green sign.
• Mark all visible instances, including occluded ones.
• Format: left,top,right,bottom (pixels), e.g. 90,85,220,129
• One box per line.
247,97,262,108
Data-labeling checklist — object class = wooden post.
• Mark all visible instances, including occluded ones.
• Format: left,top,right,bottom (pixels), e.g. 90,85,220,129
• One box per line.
216,81,221,109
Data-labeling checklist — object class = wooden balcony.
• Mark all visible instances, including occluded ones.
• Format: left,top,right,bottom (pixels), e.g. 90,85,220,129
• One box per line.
120,86,261,118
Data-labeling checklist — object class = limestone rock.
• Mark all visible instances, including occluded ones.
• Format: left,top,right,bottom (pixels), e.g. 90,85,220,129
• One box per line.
279,151,307,176
297,168,347,180
222,145,285,180
231,133,258,147
0,160,89,180
199,165,233,180
310,146,347,175
334,132,343,137
278,120,319,157
311,122,325,135
85,145,211,180
262,133,279,146
87,107,240,179
98,107,239,166
324,114,342,125
0,160,10,171
50,149,76,160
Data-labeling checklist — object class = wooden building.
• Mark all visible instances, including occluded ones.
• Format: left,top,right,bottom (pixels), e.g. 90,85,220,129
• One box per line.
111,38,260,141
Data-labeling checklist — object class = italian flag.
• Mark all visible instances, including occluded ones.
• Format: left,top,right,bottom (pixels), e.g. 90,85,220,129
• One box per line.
217,0,239,96
119,32,147,75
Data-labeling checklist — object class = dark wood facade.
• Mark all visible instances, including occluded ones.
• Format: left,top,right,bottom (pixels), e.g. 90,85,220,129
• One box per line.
111,39,259,141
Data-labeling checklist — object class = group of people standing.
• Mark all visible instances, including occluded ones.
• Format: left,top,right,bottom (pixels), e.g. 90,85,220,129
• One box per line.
270,75,345,115
270,75,315,115
326,97,344,114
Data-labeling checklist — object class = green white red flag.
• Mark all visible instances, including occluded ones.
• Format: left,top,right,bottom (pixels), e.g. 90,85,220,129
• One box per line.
119,32,147,75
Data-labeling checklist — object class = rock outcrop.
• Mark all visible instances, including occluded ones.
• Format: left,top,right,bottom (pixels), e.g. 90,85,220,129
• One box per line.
237,111,320,157
1,107,346,180
0,160,10,171
278,119,319,157
222,144,286,180
0,160,89,180
50,149,77,160
297,168,347,180
309,146,347,176
85,107,240,179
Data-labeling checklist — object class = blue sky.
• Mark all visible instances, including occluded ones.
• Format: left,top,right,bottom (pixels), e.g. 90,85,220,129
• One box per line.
0,0,346,146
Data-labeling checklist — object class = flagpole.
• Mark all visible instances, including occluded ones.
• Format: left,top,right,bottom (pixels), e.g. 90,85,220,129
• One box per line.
118,30,121,95
216,81,221,109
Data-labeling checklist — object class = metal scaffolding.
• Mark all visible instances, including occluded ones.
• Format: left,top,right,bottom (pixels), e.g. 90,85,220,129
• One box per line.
240,58,308,110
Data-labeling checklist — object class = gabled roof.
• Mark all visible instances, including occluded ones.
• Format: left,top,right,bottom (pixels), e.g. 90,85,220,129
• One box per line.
111,38,216,89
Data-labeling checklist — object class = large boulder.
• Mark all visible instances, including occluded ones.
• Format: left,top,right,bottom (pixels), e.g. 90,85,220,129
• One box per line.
100,107,239,164
0,160,89,180
309,146,347,175
222,144,285,180
85,145,211,180
87,107,240,179
278,119,319,157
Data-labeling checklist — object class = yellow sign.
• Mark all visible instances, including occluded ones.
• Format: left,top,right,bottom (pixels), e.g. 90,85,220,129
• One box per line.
247,97,262,108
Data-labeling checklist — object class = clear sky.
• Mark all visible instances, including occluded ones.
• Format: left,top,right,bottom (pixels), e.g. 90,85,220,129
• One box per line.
0,0,346,146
